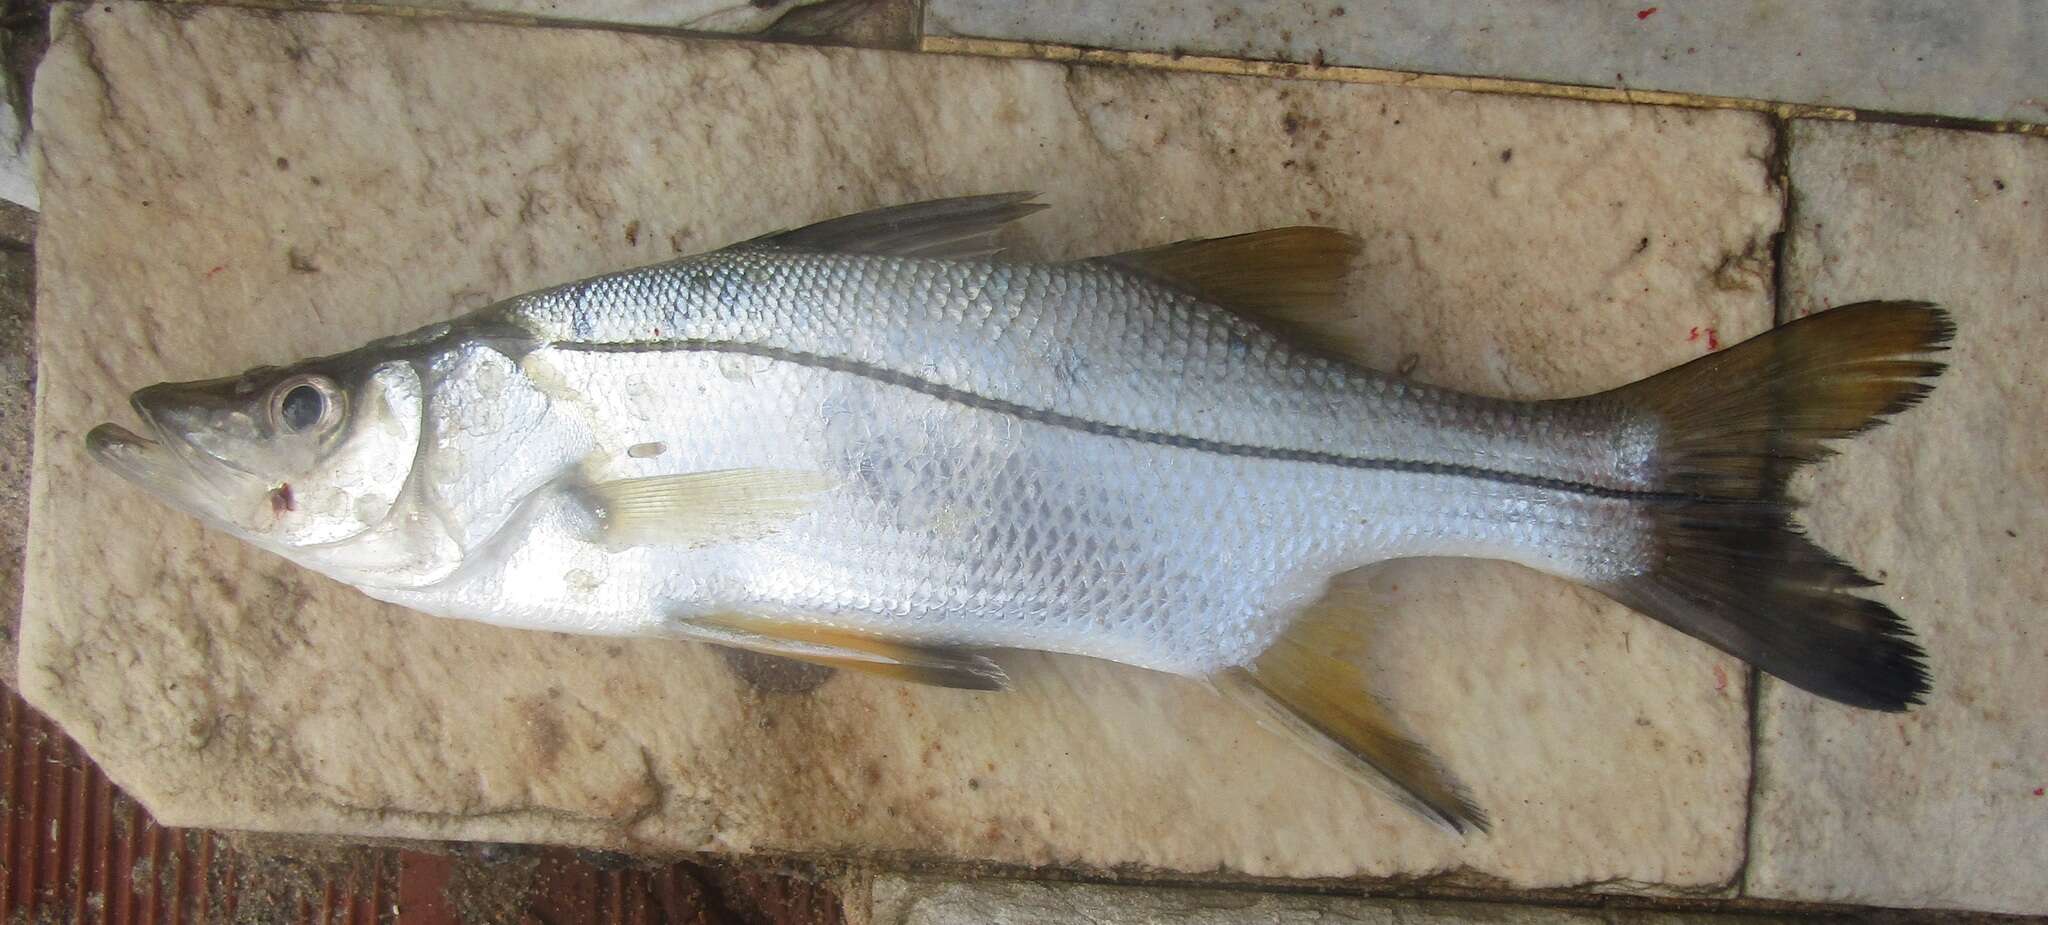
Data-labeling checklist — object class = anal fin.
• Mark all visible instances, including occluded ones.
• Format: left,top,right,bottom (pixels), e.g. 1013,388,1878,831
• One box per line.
1218,572,1489,834
683,613,1009,692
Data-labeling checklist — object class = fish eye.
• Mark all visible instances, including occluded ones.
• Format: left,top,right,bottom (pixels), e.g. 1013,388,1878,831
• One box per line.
270,375,342,434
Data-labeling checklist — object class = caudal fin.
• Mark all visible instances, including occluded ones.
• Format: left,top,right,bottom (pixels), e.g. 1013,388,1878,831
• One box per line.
1591,301,1950,711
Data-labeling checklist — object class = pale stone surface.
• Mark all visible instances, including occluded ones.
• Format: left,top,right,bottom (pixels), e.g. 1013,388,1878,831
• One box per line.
362,0,825,31
1747,122,2048,915
927,1,2048,124
862,876,1783,925
25,3,1775,887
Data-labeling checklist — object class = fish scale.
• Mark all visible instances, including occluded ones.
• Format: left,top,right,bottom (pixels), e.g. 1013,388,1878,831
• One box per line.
348,247,1645,672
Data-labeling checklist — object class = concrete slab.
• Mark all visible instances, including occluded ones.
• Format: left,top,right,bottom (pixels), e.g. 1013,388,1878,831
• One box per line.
23,2,1777,888
1747,120,2048,915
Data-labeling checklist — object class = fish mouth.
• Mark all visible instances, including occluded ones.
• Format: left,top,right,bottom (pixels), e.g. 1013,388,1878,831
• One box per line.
85,420,158,457
85,418,169,483
84,399,224,515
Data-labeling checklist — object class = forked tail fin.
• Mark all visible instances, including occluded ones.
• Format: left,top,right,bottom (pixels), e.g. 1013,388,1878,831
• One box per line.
1589,300,1951,710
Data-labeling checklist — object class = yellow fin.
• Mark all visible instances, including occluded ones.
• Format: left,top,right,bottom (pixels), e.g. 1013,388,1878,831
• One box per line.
684,613,1009,692
1102,227,1371,362
586,468,834,549
1217,571,1488,834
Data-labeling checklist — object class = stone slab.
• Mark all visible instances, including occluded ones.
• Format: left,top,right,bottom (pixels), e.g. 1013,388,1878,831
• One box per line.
863,876,1783,925
1746,122,2048,915
24,2,1775,888
927,1,2048,124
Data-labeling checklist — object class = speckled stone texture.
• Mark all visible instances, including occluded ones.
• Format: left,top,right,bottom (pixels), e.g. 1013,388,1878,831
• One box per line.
25,2,1778,889
1747,121,2048,915
928,1,2048,123
862,877,1784,925
0,203,31,687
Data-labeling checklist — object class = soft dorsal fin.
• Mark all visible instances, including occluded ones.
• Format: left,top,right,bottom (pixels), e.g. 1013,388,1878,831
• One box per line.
1102,228,1371,363
1215,568,1488,834
745,193,1046,259
682,613,1009,691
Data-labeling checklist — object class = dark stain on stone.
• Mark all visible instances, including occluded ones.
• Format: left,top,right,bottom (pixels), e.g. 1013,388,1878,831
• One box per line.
716,645,834,694
519,696,568,774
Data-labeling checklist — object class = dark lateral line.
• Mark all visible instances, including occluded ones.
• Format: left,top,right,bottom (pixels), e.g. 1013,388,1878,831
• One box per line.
555,339,1675,502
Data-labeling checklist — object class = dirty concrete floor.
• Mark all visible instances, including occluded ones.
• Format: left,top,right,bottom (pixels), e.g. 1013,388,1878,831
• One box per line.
1,199,32,689
4,1,2046,922
1,672,847,923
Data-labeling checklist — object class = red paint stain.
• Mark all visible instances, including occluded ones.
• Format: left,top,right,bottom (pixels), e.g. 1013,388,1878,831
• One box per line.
2035,787,2045,797
204,264,226,279
1712,664,1728,692
1687,326,1722,350
1636,6,1658,19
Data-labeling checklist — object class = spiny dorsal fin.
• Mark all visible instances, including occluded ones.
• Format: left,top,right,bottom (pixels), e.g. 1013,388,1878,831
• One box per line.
1102,227,1371,363
744,193,1046,259
1216,569,1489,834
584,468,834,549
684,613,1009,691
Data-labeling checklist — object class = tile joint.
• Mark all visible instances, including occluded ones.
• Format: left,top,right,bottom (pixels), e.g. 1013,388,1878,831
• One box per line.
916,36,2048,140
129,1,2048,138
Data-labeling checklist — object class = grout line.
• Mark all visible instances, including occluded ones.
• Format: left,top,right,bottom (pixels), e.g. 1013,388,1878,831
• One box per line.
1769,119,1796,327
921,35,2048,139
1735,115,1795,899
1739,665,1764,899
138,1,2048,139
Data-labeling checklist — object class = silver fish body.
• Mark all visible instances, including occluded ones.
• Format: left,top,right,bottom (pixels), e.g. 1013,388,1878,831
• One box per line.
360,246,1648,675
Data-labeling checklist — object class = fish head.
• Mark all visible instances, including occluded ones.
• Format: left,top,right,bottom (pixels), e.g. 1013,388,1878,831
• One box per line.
87,353,426,555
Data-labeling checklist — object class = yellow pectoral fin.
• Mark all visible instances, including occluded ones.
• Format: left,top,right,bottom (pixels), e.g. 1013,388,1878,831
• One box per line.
1218,570,1490,835
585,468,835,549
684,614,1010,692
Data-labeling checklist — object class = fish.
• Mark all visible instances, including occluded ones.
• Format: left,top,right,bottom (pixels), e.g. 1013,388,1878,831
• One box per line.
86,193,1946,833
